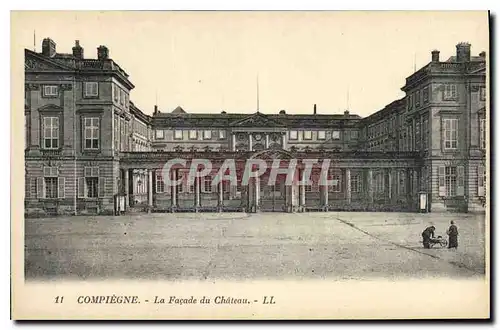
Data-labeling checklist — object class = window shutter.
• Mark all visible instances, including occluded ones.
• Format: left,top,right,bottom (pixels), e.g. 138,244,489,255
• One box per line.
477,166,485,197
98,177,105,197
36,177,44,198
78,177,86,198
457,166,465,196
58,177,65,198
438,166,446,197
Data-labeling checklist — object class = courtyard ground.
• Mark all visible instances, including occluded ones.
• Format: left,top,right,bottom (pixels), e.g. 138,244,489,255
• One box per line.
24,211,486,281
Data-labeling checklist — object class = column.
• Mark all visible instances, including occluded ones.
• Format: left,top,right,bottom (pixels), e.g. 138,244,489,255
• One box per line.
171,169,177,209
406,168,412,210
248,133,253,152
366,169,374,205
320,184,329,211
255,176,260,211
124,169,130,210
194,177,201,209
265,134,270,149
345,168,352,204
148,169,153,210
281,133,287,150
247,177,255,212
217,181,223,210
388,168,397,204
299,169,306,211
231,133,236,152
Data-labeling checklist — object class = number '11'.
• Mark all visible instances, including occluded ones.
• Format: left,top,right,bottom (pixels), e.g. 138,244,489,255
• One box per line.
55,296,64,303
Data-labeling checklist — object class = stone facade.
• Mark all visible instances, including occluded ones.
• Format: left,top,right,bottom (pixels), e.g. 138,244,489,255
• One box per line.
24,38,487,217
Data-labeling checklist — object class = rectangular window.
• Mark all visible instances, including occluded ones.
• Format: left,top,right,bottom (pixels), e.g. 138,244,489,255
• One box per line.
156,172,165,193
303,131,312,140
443,118,458,150
332,131,341,140
82,167,100,198
84,82,99,97
203,176,213,193
329,174,341,192
203,130,212,140
444,84,457,100
84,117,99,150
120,118,125,151
480,86,486,101
375,173,384,193
480,118,486,149
155,130,164,139
423,117,429,150
351,131,359,139
219,130,226,139
86,177,99,198
43,116,59,149
43,166,59,199
423,86,429,103
351,175,360,193
407,95,413,110
445,166,457,197
317,131,326,140
189,130,198,140
174,130,183,140
113,85,119,102
44,177,58,199
114,117,119,151
176,173,184,194
43,85,58,97
120,90,124,105
415,91,420,107
289,130,298,140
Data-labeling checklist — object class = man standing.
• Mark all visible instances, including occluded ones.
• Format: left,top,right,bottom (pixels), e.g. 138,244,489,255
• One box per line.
447,221,459,249
422,225,436,249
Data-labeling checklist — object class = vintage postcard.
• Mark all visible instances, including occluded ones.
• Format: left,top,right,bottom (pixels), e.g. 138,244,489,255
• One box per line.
11,10,490,320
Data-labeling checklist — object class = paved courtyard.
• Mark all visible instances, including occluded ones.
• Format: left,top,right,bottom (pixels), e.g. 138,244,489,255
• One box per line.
24,212,486,281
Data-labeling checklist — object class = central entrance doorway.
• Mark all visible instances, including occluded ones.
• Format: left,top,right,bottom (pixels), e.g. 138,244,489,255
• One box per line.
259,172,286,212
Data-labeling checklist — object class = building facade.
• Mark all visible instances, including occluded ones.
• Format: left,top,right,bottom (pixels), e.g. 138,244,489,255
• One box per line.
24,38,487,217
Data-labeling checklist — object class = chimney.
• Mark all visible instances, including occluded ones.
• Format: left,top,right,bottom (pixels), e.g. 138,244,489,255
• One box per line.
344,109,350,117
456,42,471,63
97,45,109,60
313,104,317,115
153,105,158,114
479,51,486,59
41,38,56,57
431,50,440,62
72,40,84,59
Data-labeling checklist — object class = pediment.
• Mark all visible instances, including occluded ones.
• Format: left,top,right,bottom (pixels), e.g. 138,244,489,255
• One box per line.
230,112,284,128
38,104,63,112
25,51,73,71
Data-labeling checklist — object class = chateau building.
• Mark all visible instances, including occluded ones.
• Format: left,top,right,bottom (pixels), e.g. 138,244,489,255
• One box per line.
24,38,487,216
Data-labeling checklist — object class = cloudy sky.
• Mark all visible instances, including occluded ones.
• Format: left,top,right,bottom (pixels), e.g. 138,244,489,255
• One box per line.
13,11,488,117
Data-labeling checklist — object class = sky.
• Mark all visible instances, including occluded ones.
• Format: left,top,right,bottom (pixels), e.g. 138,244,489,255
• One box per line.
12,11,489,117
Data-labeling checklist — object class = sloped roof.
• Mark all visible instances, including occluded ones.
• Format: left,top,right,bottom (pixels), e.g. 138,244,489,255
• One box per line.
171,106,186,114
